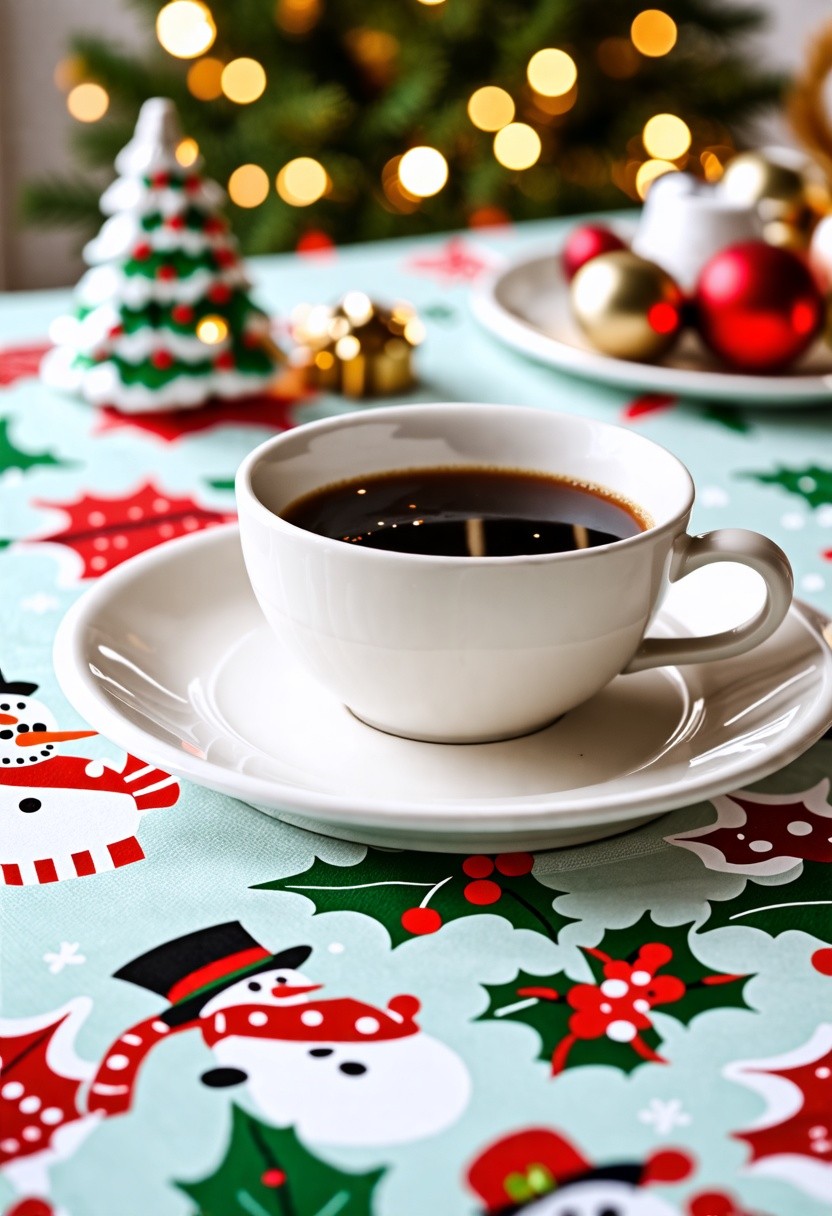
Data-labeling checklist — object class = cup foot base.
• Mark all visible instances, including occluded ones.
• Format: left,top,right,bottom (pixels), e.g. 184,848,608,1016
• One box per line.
346,706,566,746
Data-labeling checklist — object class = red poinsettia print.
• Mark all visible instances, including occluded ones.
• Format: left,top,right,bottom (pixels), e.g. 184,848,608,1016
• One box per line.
0,342,51,387
407,237,500,284
0,1000,93,1169
31,483,234,578
668,781,832,876
727,1024,832,1203
94,371,311,442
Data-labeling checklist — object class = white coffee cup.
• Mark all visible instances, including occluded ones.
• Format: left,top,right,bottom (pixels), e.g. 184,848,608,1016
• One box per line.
236,404,792,744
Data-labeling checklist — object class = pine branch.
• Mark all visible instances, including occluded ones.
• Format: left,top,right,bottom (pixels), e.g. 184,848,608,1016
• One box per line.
19,177,103,231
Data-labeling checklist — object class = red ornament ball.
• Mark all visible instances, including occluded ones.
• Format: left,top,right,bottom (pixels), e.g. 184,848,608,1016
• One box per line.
464,879,502,906
462,855,495,879
152,172,170,189
401,906,442,935
133,242,152,262
562,224,626,282
151,350,174,370
495,852,534,877
156,265,177,281
167,215,186,231
695,242,823,372
208,283,233,305
214,351,235,371
171,304,194,325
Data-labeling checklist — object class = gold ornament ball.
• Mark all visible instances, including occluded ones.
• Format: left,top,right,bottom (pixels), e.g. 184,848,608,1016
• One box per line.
570,251,683,361
720,151,806,221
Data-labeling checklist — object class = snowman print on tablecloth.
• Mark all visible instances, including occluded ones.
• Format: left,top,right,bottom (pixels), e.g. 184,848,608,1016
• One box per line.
88,920,471,1147
0,667,179,885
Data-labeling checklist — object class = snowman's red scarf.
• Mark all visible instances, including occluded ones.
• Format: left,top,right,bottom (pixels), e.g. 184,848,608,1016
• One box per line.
87,996,421,1117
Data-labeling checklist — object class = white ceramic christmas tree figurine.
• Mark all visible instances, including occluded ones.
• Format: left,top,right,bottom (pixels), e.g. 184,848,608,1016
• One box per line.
42,98,279,413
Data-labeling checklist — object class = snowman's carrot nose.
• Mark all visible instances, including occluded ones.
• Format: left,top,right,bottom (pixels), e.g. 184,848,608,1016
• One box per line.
271,983,323,999
0,713,17,725
15,729,97,747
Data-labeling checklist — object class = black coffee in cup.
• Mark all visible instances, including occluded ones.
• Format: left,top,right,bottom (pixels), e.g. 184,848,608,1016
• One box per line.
281,466,649,558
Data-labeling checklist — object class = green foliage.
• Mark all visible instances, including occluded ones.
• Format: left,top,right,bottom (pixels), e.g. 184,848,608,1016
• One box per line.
177,1105,385,1216
478,912,751,1074
253,849,573,948
703,861,832,942
0,417,66,473
742,464,832,508
23,0,784,253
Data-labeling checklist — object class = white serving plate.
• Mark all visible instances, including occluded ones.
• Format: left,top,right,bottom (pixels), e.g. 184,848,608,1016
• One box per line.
55,525,832,852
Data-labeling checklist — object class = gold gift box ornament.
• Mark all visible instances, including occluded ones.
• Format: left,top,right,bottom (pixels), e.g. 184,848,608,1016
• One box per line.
291,292,425,398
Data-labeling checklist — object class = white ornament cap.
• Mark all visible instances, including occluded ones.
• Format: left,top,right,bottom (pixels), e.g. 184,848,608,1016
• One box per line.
115,97,183,177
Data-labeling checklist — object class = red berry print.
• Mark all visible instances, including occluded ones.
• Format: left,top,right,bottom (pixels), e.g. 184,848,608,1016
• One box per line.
261,1168,286,1188
171,304,194,324
208,283,232,305
167,214,186,230
5,1201,55,1216
214,351,235,371
464,879,502,906
401,907,442,935
812,947,832,976
133,242,152,261
463,855,494,879
157,265,177,281
495,852,534,877
689,1194,736,1216
151,350,174,370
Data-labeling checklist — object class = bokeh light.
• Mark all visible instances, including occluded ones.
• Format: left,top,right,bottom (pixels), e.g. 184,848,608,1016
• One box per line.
526,49,577,97
156,1,216,59
642,113,691,160
631,9,677,57
228,164,270,207
596,37,640,79
187,57,224,100
67,83,109,123
53,56,85,92
276,0,321,35
636,159,678,199
196,315,229,344
221,58,267,104
276,157,328,206
493,123,541,171
176,138,200,166
467,86,514,132
398,147,448,198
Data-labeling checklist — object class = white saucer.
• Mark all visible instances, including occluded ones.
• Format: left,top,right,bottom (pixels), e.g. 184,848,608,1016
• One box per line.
55,525,832,852
472,248,832,406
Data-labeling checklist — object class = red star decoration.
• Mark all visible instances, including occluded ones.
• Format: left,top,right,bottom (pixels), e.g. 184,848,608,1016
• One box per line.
407,236,495,284
94,373,312,442
622,393,677,421
0,341,51,386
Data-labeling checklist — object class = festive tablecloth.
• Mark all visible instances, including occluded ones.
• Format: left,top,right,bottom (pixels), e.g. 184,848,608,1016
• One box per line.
3,220,832,1216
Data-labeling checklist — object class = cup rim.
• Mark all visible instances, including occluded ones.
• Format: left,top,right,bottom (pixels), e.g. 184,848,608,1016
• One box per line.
235,402,695,566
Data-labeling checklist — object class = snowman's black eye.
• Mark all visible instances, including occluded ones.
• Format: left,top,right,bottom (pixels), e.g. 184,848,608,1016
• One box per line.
275,976,288,984
19,798,41,813
598,1209,621,1216
33,722,47,732
0,703,8,711
16,703,25,710
16,724,29,734
0,730,12,740
339,1062,367,1076
247,981,262,992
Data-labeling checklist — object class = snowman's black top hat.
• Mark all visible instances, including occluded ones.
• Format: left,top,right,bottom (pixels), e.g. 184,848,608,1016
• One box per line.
115,921,312,1027
0,668,38,697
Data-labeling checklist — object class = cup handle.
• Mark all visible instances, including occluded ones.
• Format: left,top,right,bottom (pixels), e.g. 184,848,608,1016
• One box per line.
625,528,794,674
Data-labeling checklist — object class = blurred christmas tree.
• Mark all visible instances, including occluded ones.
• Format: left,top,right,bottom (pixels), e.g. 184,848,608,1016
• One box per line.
23,0,783,254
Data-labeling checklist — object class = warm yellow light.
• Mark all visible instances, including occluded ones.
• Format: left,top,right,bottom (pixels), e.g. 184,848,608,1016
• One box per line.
187,56,224,100
176,138,200,167
156,1,216,58
398,147,448,198
527,48,577,97
416,0,445,6
67,83,109,123
228,164,270,208
342,291,374,325
276,157,328,206
404,317,426,345
493,123,541,171
221,58,267,104
631,9,677,57
276,0,321,35
335,335,361,360
643,113,691,160
467,86,515,132
196,315,229,344
636,159,678,199
701,150,724,182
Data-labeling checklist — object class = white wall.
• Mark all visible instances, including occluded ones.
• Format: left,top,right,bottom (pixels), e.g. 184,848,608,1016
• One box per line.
0,0,829,289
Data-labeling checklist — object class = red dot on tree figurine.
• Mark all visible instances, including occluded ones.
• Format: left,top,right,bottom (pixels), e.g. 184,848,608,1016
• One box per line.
171,304,194,324
204,216,227,235
152,171,170,189
133,242,152,261
151,349,174,370
462,855,495,879
214,351,235,371
157,264,178,281
208,283,232,305
401,906,442,935
108,324,124,339
464,879,502,905
494,852,534,877
185,175,201,193
167,214,186,231
215,248,237,268
261,1168,287,1188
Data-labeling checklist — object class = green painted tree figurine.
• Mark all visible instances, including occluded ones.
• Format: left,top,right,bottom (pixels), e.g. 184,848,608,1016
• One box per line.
42,97,280,413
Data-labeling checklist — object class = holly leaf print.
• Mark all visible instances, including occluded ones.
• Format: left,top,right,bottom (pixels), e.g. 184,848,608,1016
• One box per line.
177,1105,384,1216
0,415,67,474
741,464,832,509
479,912,750,1075
703,859,832,943
254,849,573,948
